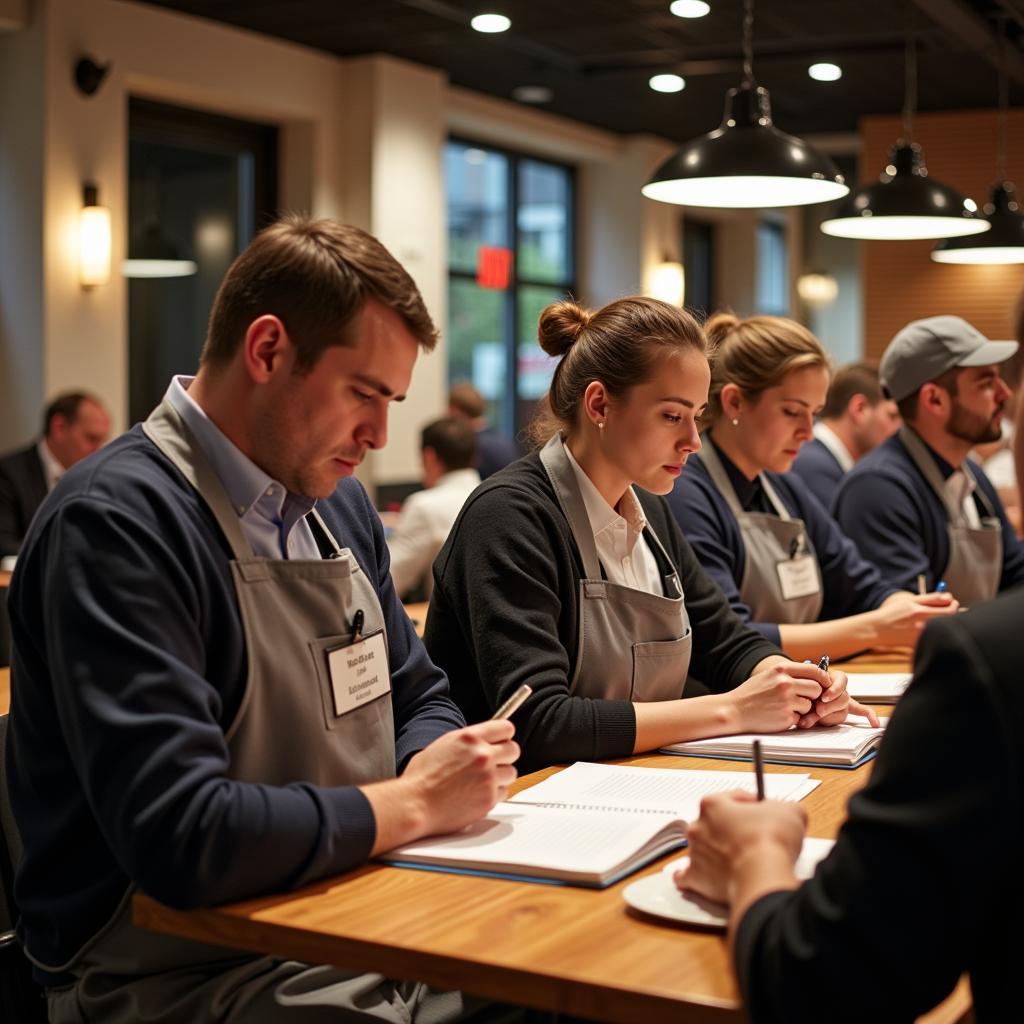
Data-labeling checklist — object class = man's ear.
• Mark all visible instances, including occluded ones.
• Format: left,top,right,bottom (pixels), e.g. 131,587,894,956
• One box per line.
243,315,291,383
847,393,869,425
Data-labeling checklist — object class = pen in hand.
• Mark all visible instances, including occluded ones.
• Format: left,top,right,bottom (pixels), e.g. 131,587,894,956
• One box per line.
752,739,765,800
491,684,532,720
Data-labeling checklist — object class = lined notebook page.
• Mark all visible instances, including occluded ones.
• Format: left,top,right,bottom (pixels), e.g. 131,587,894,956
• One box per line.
509,762,816,817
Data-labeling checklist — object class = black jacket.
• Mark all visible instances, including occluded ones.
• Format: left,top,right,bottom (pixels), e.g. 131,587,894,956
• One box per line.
0,442,47,556
424,452,780,772
736,585,1024,1023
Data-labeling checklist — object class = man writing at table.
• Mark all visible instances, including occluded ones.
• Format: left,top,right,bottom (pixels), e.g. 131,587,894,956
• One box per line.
5,216,518,1023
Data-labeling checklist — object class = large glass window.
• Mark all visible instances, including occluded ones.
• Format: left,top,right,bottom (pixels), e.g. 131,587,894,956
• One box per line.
756,219,789,317
445,141,575,438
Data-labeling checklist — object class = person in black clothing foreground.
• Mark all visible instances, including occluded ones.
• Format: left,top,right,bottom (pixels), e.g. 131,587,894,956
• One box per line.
425,297,873,773
676,585,1024,1023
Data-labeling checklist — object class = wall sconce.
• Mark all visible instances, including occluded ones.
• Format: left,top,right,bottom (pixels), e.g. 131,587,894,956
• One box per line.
79,184,111,288
648,258,686,307
796,271,838,308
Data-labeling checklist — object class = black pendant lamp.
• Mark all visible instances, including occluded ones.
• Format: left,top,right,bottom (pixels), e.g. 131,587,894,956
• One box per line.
932,21,1024,264
642,0,848,209
821,39,988,240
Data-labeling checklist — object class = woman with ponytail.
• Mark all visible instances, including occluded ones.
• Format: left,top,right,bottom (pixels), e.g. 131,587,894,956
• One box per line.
424,297,869,774
665,313,957,660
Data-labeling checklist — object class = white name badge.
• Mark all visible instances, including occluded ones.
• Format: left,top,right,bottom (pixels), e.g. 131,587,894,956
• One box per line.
776,555,821,601
327,630,391,717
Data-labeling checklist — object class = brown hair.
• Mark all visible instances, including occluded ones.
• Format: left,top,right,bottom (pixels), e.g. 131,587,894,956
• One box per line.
42,392,100,435
200,215,438,371
448,381,487,419
421,416,478,471
704,313,830,425
896,366,960,422
528,296,706,446
821,362,885,419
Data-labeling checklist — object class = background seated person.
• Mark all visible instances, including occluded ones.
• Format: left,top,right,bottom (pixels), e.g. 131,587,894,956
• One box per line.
447,380,521,479
388,416,480,599
666,314,955,662
425,297,871,775
789,361,900,512
676,583,1024,1024
835,315,1024,605
0,390,111,557
6,216,517,1024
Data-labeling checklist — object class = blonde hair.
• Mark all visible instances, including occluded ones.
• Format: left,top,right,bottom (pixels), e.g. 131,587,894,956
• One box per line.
528,296,706,446
704,313,830,424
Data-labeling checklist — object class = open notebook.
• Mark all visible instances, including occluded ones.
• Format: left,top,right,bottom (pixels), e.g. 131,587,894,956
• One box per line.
660,714,888,768
380,762,818,888
845,673,911,704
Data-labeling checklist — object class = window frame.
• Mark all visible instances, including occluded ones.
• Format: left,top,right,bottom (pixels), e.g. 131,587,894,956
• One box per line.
446,136,577,437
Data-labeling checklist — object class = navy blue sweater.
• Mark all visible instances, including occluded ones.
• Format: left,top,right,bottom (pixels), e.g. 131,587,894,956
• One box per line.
5,426,462,977
834,431,1024,594
665,441,900,646
788,437,845,513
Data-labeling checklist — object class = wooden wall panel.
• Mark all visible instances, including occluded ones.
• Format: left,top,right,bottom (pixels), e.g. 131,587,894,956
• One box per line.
861,109,1024,361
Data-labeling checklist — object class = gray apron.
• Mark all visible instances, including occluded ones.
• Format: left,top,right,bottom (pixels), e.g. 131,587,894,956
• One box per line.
899,426,1002,605
698,439,824,624
46,398,464,1023
539,435,692,702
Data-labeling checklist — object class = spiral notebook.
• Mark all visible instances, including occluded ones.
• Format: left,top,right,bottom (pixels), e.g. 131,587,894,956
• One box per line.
380,762,818,888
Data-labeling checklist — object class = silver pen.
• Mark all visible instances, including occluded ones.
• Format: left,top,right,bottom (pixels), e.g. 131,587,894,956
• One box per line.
491,684,532,720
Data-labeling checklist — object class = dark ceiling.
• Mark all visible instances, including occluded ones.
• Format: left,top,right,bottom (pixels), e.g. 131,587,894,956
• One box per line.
133,0,1024,142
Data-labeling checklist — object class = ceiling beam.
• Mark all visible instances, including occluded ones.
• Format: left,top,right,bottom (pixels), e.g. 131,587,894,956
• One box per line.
912,0,1024,87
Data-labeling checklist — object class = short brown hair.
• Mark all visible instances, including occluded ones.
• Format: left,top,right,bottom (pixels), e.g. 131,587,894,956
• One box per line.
448,381,487,419
421,416,478,471
528,296,706,446
897,366,960,421
821,362,885,419
704,313,830,425
43,392,98,435
200,215,438,371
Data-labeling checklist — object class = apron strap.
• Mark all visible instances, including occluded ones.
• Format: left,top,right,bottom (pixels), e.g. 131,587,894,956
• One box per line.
538,434,604,580
698,436,792,522
142,399,255,562
961,459,1000,521
899,425,984,524
306,507,346,559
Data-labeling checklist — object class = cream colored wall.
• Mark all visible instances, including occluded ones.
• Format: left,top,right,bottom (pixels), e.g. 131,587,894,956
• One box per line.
0,0,742,488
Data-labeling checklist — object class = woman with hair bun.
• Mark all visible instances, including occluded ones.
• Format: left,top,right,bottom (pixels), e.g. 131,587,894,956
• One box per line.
424,297,870,774
665,313,957,660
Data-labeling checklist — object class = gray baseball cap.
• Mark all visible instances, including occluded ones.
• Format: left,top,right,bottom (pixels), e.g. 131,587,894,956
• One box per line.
879,315,1019,403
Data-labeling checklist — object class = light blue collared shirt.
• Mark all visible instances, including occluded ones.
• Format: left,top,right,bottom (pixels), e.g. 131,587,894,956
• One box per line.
166,376,321,560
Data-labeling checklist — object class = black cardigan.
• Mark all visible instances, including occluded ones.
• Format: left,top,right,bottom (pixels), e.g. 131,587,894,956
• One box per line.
424,452,780,772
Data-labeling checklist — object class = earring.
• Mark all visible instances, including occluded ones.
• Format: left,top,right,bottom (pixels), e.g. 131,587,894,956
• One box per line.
597,421,605,430
731,417,739,427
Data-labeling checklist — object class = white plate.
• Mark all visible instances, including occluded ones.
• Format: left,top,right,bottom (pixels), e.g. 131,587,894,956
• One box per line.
622,837,836,929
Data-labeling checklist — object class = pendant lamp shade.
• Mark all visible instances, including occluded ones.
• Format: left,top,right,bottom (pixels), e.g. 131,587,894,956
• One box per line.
642,82,849,208
820,142,988,240
931,183,1024,264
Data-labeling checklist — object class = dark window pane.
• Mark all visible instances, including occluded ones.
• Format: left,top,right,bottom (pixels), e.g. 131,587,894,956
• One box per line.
517,160,571,284
756,220,788,316
446,142,510,275
448,277,508,429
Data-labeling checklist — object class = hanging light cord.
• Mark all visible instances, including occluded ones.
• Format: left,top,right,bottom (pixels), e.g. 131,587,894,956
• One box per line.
902,35,916,144
998,17,1009,184
742,0,755,86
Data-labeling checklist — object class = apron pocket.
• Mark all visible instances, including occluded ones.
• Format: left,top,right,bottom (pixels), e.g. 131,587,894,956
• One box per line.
308,633,392,734
630,631,692,703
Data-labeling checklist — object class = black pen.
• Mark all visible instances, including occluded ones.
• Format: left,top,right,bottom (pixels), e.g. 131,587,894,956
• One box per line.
752,739,765,800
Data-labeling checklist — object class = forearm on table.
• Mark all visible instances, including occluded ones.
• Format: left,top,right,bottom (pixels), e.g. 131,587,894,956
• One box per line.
727,840,801,954
777,614,880,660
632,694,741,752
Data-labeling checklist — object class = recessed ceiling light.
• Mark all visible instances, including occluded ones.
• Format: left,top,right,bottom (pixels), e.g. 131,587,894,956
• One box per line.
512,84,553,104
471,13,510,33
670,0,710,17
808,62,842,82
650,73,686,93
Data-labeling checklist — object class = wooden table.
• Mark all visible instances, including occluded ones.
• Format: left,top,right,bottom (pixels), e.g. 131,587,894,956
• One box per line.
0,666,8,716
133,649,969,1024
404,601,428,637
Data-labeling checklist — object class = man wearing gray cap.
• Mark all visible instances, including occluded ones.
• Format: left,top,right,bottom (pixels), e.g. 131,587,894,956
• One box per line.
834,315,1024,605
